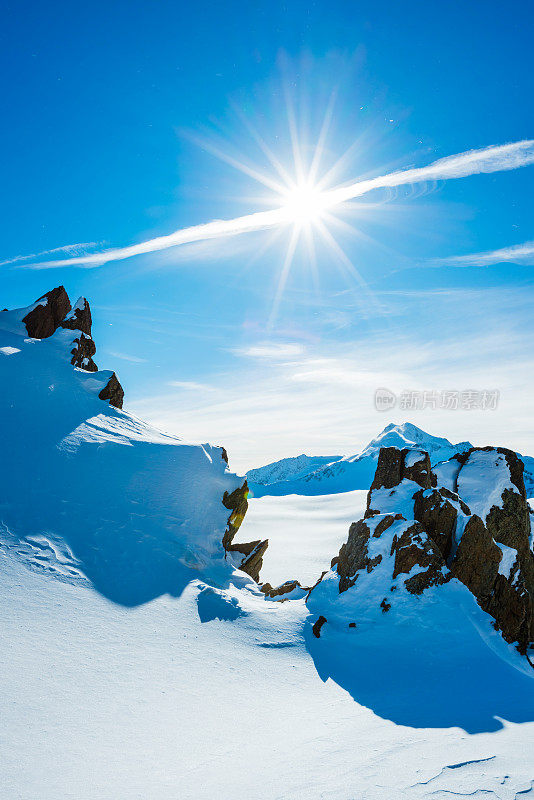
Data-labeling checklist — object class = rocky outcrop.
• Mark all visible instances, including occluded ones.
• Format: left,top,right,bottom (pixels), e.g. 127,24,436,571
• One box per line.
98,372,124,409
60,297,92,336
222,481,268,582
22,286,71,338
21,287,124,408
308,443,534,656
260,579,310,600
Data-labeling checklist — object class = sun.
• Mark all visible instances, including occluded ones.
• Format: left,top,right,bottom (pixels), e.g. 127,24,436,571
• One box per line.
280,180,332,226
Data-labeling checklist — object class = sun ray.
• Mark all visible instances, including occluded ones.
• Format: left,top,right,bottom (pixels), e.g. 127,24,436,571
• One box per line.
283,81,306,186
267,226,301,330
314,219,385,319
308,87,338,185
231,103,296,188
185,132,287,196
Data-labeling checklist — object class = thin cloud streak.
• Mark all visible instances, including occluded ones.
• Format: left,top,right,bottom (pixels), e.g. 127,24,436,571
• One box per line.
433,240,534,268
15,139,534,269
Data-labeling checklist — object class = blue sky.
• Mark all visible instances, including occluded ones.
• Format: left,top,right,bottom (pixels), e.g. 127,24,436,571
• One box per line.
1,0,533,470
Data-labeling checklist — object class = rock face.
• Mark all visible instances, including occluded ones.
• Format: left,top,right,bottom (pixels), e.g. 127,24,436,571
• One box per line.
21,287,124,409
22,286,72,338
222,481,268,582
308,443,534,655
98,372,124,409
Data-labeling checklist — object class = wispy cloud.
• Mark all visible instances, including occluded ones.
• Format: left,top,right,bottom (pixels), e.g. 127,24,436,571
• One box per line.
234,342,305,359
13,139,534,269
432,240,534,268
168,380,215,391
0,242,102,267
107,351,147,364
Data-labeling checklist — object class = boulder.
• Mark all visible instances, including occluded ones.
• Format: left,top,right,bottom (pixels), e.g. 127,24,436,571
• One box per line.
22,286,71,338
98,372,125,409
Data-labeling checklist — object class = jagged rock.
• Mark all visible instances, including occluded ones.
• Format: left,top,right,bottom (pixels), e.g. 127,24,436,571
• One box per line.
222,483,249,549
22,286,71,338
337,516,398,592
98,372,124,409
60,297,92,336
260,579,309,600
69,334,98,371
222,481,268,582
309,442,534,655
413,488,461,560
312,615,327,638
390,521,451,594
369,447,433,493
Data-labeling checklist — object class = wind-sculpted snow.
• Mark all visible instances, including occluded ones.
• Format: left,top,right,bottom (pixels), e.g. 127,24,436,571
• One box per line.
0,291,253,604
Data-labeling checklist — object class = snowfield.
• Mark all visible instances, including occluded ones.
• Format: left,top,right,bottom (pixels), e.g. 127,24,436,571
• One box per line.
2,549,534,800
248,490,368,586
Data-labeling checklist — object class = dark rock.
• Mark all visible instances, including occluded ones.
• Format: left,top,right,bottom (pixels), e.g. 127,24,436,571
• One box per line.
369,447,403,491
312,615,327,638
222,483,249,549
370,447,433,492
403,450,434,489
98,372,124,409
380,598,391,612
390,521,451,595
69,334,98,372
413,488,459,560
59,297,92,336
22,286,71,338
337,517,393,593
348,622,357,628
222,481,268,582
261,579,307,598
234,539,269,583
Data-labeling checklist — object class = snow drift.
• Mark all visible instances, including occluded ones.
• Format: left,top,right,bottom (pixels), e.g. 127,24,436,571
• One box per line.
0,287,262,605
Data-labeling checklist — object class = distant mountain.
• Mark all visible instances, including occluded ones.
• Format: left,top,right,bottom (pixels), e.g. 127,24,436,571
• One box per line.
248,422,473,497
247,453,341,488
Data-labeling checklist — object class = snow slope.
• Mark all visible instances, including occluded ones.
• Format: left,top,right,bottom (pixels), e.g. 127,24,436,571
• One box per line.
0,297,246,604
3,532,534,800
248,422,473,497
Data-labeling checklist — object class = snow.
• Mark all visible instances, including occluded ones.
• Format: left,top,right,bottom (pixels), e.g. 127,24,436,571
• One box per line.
457,450,515,521
404,448,427,467
497,543,518,579
433,457,463,492
2,301,534,799
247,453,341,487
0,345,20,355
63,295,87,319
246,490,368,586
2,549,534,800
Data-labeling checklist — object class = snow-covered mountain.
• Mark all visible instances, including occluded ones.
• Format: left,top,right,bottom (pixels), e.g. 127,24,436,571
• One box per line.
248,422,473,496
247,453,341,487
